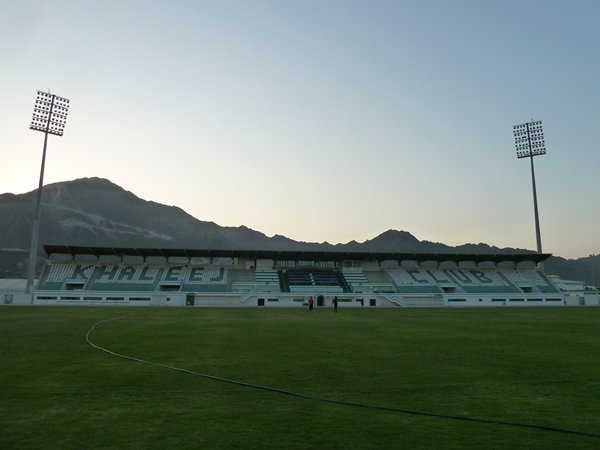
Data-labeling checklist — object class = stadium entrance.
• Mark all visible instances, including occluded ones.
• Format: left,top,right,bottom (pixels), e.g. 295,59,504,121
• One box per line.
186,293,195,306
317,295,325,307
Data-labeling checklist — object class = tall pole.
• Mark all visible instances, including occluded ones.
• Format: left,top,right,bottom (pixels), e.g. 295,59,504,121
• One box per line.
514,120,546,270
526,123,543,255
25,131,50,294
26,91,70,295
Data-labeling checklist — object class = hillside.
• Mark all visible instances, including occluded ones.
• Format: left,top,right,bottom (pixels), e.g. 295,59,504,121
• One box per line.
0,177,598,285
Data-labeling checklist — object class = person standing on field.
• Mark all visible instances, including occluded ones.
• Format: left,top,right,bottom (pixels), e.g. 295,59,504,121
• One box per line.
308,296,314,312
333,296,339,313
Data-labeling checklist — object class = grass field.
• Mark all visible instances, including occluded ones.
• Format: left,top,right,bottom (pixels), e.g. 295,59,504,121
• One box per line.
1,306,599,449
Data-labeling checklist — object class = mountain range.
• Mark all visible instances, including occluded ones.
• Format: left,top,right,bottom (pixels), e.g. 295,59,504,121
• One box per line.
1,177,598,286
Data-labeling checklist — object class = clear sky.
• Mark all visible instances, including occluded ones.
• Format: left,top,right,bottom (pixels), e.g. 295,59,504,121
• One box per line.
1,0,599,259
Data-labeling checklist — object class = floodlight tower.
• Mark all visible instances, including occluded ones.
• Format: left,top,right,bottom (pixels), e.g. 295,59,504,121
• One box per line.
26,90,70,294
513,120,546,261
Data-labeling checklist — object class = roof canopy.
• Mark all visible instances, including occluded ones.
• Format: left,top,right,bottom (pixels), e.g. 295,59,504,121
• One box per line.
43,245,552,265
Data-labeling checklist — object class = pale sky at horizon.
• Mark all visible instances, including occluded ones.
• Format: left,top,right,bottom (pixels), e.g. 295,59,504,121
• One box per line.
1,0,599,259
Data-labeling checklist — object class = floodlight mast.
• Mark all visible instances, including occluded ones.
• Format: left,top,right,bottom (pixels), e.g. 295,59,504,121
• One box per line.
26,91,70,295
513,120,546,261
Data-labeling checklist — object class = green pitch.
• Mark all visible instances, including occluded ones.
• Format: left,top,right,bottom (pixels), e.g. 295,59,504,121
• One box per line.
1,306,599,449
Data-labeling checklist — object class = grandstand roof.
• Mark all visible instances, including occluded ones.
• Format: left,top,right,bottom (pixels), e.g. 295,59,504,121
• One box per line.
43,245,552,265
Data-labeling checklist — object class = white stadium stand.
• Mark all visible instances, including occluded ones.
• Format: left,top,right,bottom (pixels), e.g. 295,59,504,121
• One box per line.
26,245,575,307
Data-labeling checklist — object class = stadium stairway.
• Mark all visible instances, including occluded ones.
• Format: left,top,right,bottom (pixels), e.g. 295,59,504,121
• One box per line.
385,294,403,306
37,264,53,289
335,270,352,293
279,270,289,292
151,267,166,291
84,266,102,290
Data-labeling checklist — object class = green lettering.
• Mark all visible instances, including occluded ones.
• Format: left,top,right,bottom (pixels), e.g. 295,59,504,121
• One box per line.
72,265,92,280
97,266,117,280
165,266,182,281
449,270,471,284
189,267,204,282
210,268,225,282
471,270,492,283
426,270,450,284
407,270,428,283
117,266,136,281
139,266,154,282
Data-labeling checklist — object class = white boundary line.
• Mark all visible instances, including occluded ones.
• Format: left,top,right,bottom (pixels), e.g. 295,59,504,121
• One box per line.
85,315,600,439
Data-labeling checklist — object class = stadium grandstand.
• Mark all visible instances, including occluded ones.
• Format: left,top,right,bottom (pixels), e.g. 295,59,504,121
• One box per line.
11,244,597,307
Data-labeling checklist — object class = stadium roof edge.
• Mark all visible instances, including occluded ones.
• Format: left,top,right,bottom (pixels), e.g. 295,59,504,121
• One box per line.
42,245,552,265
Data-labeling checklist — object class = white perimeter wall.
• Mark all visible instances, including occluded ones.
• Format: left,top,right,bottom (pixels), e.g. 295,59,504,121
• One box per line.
6,290,581,308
